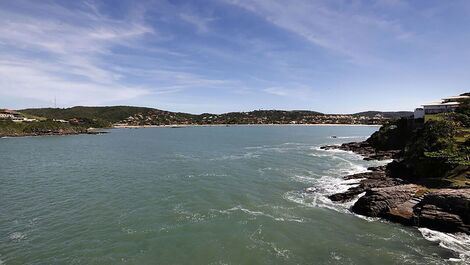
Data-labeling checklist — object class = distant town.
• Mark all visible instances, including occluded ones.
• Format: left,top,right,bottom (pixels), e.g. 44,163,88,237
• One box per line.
0,93,468,137
1,108,406,128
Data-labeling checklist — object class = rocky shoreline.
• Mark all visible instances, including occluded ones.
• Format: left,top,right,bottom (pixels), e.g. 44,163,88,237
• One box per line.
0,129,108,138
320,141,470,234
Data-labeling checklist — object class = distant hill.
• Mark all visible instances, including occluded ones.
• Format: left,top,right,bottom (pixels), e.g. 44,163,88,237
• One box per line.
352,111,413,119
19,107,324,123
20,106,162,123
17,106,408,126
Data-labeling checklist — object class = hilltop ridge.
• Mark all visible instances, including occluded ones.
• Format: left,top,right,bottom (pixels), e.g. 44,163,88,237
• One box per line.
18,106,411,127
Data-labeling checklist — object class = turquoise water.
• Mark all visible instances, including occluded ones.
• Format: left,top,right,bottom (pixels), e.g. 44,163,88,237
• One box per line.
0,126,465,264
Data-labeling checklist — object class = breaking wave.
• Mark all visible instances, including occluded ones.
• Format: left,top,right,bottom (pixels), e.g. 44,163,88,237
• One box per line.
419,228,470,262
289,144,470,262
330,136,368,139
215,205,305,223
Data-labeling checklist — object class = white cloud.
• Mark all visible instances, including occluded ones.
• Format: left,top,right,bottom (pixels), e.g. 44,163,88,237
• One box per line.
263,85,315,99
0,1,154,105
263,87,288,96
0,1,244,108
180,13,215,33
225,0,414,64
0,59,149,106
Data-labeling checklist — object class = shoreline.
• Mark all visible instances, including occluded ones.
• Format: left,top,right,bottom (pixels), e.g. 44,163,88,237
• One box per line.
321,140,470,260
323,141,470,234
113,123,382,129
0,129,108,139
1,124,378,138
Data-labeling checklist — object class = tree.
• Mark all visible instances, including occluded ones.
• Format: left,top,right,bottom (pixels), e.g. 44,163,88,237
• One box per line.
456,98,470,118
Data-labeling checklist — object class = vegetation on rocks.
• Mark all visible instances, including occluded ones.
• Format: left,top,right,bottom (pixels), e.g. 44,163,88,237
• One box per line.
19,106,156,127
367,98,469,183
0,120,87,137
324,95,470,235
366,118,414,150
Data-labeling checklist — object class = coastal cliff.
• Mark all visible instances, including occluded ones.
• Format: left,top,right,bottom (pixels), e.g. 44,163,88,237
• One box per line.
323,101,470,234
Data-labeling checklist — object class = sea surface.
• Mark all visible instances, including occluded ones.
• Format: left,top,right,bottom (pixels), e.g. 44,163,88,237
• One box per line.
1,126,469,265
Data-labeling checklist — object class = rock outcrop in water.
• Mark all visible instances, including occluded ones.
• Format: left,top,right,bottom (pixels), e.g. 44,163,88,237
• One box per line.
320,141,400,161
322,139,470,235
351,184,419,217
413,189,470,233
327,166,404,202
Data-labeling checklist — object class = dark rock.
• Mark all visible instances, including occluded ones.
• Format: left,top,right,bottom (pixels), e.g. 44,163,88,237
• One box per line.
351,184,419,217
413,189,470,233
319,145,340,150
329,170,404,202
322,139,470,235
320,141,400,161
343,170,386,180
367,166,386,172
386,199,418,225
86,131,108,135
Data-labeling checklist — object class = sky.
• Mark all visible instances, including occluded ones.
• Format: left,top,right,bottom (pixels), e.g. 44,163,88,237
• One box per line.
0,0,469,114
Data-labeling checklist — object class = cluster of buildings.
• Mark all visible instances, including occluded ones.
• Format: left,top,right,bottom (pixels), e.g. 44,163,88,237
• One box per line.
117,110,391,126
414,95,469,119
0,109,37,122
286,114,387,125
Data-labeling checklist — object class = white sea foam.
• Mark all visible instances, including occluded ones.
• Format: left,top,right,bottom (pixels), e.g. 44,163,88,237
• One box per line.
244,143,315,155
199,173,228,177
249,225,291,259
285,145,376,215
307,153,332,158
290,171,324,184
121,227,137,234
9,232,26,241
419,228,470,262
331,136,368,139
312,145,367,159
173,153,200,161
173,204,210,223
210,152,260,161
216,205,304,223
296,145,470,260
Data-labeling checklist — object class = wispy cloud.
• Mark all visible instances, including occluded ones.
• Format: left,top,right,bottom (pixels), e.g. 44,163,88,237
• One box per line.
0,0,467,113
225,0,414,64
180,13,216,33
0,1,157,105
263,87,288,96
0,58,149,106
263,85,315,100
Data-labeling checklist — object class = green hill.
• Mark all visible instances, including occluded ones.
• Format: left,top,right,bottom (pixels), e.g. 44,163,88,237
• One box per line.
353,111,413,119
17,106,405,126
19,106,156,123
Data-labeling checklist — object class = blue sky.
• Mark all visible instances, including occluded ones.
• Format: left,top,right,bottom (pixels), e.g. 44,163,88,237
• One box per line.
0,0,469,114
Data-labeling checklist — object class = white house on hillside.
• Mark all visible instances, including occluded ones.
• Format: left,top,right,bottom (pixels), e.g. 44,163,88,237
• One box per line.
414,108,425,119
414,94,469,119
0,110,20,120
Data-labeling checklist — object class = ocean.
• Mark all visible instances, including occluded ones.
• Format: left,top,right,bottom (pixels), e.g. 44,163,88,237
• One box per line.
1,126,468,264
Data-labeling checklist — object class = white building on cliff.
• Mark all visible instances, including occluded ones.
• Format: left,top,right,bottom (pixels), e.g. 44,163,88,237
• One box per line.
414,95,469,119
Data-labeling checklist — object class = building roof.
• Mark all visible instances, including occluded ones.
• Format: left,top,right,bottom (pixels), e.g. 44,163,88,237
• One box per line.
422,101,460,107
443,95,470,100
